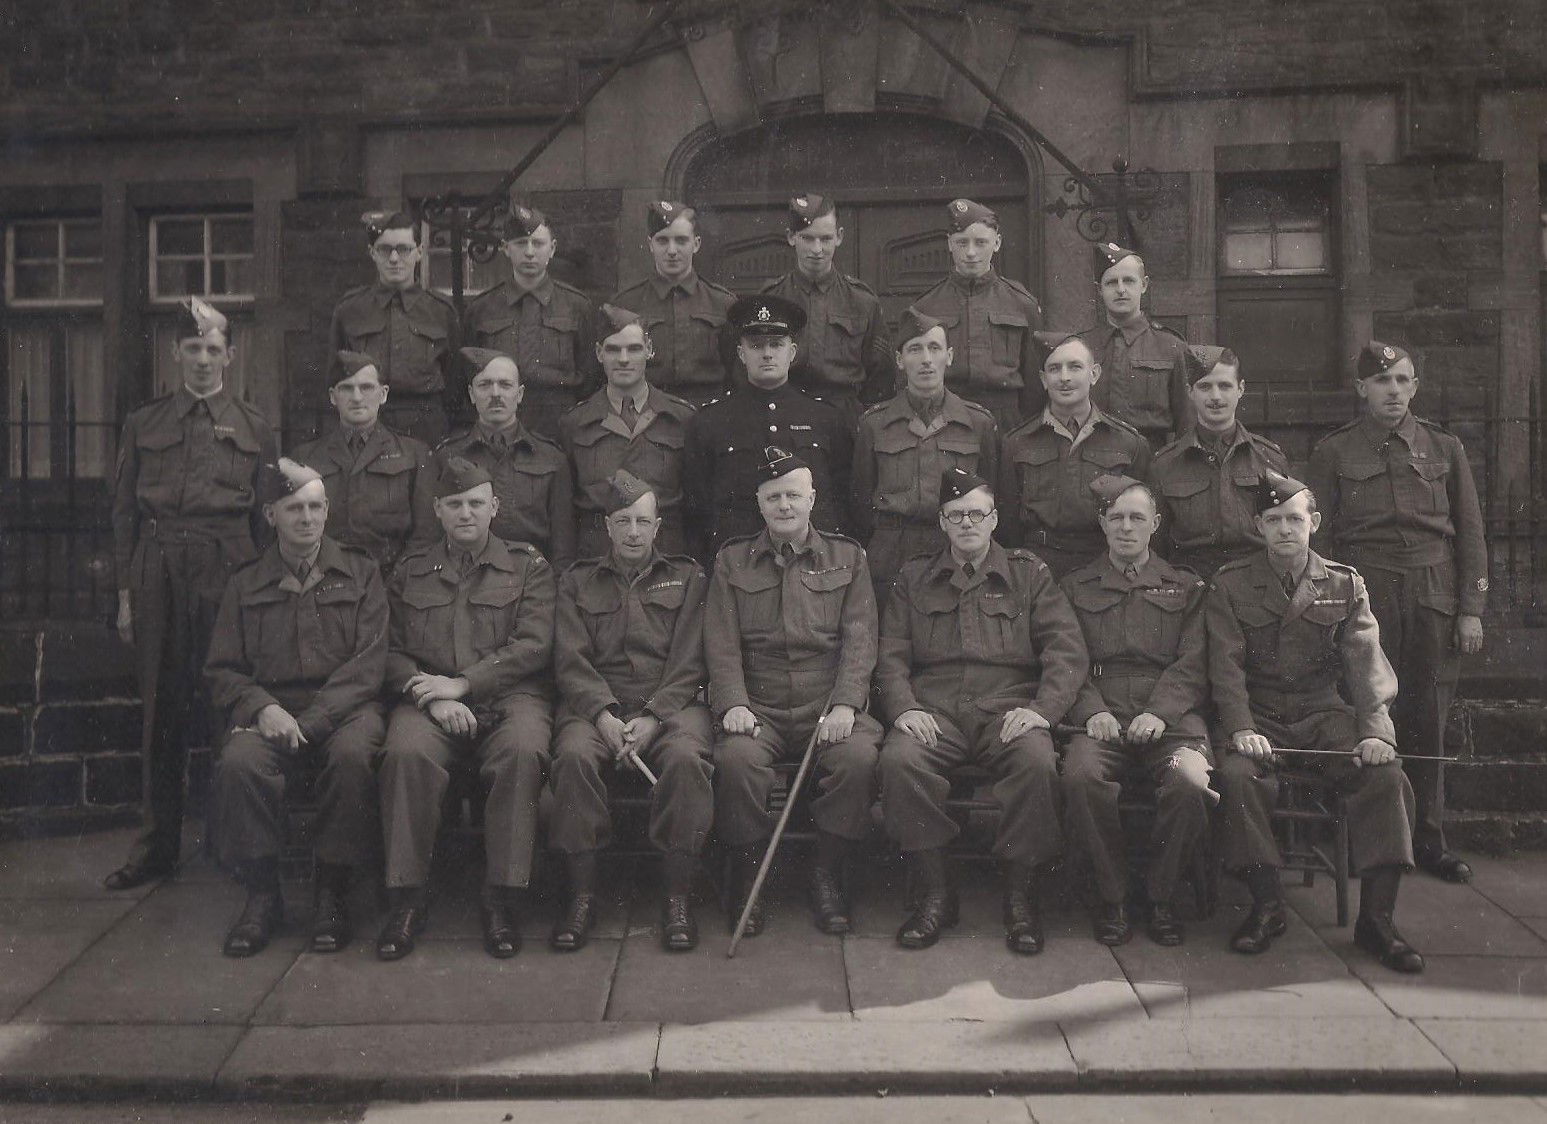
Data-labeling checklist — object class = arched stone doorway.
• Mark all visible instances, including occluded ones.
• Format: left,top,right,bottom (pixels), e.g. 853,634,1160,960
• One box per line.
673,112,1041,327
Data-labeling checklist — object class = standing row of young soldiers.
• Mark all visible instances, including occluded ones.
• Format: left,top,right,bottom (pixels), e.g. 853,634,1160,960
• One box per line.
106,193,1488,976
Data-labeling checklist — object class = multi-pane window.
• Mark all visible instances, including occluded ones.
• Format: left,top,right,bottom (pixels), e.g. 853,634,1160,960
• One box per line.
5,219,104,306
1219,181,1332,276
4,218,108,480
147,212,254,398
149,213,255,302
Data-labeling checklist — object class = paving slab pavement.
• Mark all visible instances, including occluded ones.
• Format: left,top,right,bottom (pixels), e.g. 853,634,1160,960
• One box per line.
0,898,141,1020
14,881,304,1026
217,1023,660,1099
655,1020,1078,1093
1022,1094,1547,1124
1060,1016,1457,1085
3,827,1547,1099
845,932,1145,1023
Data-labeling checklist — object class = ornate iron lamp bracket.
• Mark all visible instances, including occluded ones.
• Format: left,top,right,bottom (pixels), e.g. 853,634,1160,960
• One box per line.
1044,157,1163,248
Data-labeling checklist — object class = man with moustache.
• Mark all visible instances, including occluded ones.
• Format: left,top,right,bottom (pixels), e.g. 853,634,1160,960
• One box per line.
1150,345,1288,577
1307,341,1487,885
852,307,998,602
463,202,598,439
683,295,853,560
706,447,882,937
1210,470,1424,973
374,457,555,962
1059,475,1215,948
436,346,576,571
107,297,277,891
548,471,713,952
206,459,386,958
998,333,1151,578
293,350,438,578
559,305,696,560
759,193,892,423
913,199,1043,430
876,468,1087,954
1075,241,1190,445
328,209,459,444
610,201,736,406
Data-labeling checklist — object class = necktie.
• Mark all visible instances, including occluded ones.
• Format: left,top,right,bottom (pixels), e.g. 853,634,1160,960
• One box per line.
962,561,976,579
781,542,796,567
620,396,640,433
348,431,366,458
459,551,476,578
295,558,312,585
1125,563,1140,583
1282,571,1296,598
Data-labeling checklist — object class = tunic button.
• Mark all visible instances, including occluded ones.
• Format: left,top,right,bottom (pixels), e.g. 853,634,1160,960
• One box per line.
769,425,777,432
768,403,776,410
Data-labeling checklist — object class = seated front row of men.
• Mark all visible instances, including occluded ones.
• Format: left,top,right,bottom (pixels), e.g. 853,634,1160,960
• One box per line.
206,441,1426,976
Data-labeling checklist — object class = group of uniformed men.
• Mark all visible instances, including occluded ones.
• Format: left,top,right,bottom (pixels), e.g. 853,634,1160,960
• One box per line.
106,192,1488,977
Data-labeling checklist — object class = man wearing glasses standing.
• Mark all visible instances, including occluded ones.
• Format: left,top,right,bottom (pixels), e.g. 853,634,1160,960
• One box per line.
329,210,459,445
876,468,1088,955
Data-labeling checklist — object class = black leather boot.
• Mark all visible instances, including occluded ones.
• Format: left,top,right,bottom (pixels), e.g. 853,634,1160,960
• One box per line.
224,860,282,958
896,849,958,949
310,863,352,954
1354,865,1425,973
809,831,853,935
1230,865,1287,954
376,888,428,962
1002,861,1043,955
550,851,598,952
660,851,699,952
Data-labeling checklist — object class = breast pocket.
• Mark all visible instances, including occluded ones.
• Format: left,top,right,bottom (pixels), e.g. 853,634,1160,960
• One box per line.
1013,444,1061,515
214,429,262,495
1128,359,1176,412
134,428,184,488
873,430,921,495
980,594,1023,654
539,311,579,384
1230,603,1279,669
798,567,854,636
727,570,781,641
409,318,449,380
1335,461,1388,516
364,458,415,531
337,305,388,351
468,582,523,653
314,581,365,662
1077,447,1138,512
1137,587,1189,656
1404,460,1450,515
637,424,686,489
685,311,727,358
1160,474,1212,534
827,314,866,368
396,584,453,651
987,310,1028,373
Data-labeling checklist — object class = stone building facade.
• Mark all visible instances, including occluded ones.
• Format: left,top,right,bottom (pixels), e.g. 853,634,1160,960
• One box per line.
1,0,1544,837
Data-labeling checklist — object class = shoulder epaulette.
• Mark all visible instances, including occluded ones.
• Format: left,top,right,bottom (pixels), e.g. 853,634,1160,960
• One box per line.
562,556,601,578
1314,419,1362,449
662,551,703,570
1006,547,1044,566
817,530,865,552
1246,430,1285,455
423,288,456,310
998,276,1036,303
551,278,589,298
337,283,372,302
959,397,995,419
1322,557,1358,574
859,400,890,419
1213,556,1254,578
659,391,696,413
701,277,737,298
1152,435,1187,460
1102,412,1143,438
1151,320,1187,341
1416,416,1456,438
230,553,266,579
757,276,784,294
433,429,471,453
716,532,759,558
699,395,725,410
844,274,878,296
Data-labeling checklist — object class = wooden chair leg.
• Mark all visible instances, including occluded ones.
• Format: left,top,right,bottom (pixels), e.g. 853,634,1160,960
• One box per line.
1334,796,1351,928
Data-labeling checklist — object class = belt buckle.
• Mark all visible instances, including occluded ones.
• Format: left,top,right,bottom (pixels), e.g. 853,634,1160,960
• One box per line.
1091,661,1103,678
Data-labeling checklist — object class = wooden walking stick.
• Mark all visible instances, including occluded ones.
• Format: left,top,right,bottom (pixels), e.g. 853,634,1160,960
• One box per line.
727,693,836,958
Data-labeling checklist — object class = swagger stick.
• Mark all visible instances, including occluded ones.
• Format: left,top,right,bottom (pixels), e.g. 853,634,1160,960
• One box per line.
627,750,659,786
727,692,836,958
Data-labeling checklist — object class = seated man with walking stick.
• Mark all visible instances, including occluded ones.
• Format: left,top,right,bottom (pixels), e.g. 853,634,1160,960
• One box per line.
1209,469,1425,972
706,446,883,938
875,467,1088,955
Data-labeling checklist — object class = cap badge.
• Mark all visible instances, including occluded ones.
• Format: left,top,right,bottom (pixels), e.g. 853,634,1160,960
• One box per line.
794,196,808,208
1382,346,1397,361
659,201,672,212
954,201,967,212
756,304,771,322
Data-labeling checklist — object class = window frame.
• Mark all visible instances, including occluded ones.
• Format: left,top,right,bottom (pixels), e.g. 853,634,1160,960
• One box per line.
4,217,106,309
147,211,256,305
1217,174,1337,279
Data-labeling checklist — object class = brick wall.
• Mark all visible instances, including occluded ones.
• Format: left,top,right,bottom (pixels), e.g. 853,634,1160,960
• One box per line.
0,623,215,840
4,1,1543,138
